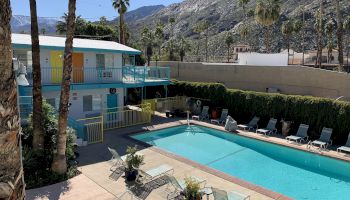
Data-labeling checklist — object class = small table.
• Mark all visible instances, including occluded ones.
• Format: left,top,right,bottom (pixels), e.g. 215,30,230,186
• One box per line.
200,187,213,200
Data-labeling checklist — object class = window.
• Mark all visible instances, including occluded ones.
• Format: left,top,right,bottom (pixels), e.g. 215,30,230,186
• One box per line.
83,95,101,112
83,96,92,112
47,98,59,110
96,54,105,68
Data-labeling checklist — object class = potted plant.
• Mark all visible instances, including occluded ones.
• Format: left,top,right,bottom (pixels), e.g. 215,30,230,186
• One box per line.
183,177,201,200
125,146,144,182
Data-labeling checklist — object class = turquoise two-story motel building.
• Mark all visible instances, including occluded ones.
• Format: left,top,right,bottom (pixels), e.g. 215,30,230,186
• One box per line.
12,33,170,120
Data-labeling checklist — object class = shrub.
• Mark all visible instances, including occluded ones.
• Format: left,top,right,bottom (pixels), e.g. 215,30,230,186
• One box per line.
170,80,350,144
22,101,79,189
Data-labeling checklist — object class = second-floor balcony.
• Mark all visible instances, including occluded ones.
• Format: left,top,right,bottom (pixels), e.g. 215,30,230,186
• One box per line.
26,66,170,85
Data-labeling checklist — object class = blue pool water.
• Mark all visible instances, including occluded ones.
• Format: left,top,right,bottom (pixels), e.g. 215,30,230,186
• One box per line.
131,125,350,200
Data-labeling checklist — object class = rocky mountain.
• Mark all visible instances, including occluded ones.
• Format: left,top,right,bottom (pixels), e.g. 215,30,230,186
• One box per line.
11,15,58,34
125,0,350,56
111,5,165,24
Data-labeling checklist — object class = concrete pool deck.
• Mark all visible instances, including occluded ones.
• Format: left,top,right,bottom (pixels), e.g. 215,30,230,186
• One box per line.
28,114,350,200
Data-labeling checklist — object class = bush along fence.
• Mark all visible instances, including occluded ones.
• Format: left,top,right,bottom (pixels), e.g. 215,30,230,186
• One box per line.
168,80,350,145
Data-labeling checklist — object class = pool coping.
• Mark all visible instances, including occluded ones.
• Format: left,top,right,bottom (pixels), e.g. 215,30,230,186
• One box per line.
126,120,292,200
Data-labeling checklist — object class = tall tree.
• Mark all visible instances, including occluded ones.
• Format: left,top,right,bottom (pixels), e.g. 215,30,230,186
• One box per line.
325,19,335,64
281,20,294,56
29,0,44,151
168,17,176,38
194,21,208,62
344,16,350,69
255,0,281,53
0,0,26,199
225,33,234,62
155,22,164,61
335,0,344,71
315,1,324,68
141,27,154,66
51,0,76,174
178,37,191,62
112,0,130,45
239,0,250,45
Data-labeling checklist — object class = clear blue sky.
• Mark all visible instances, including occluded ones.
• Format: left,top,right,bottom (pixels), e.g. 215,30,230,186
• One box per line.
11,0,183,20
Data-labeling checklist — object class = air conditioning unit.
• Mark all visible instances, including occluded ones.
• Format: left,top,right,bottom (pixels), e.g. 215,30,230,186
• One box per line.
266,87,280,93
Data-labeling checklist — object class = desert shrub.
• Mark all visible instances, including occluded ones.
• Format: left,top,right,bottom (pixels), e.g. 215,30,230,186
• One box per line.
170,80,350,144
22,101,79,189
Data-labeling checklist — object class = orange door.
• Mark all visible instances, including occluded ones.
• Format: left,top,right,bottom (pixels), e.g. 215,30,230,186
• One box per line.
72,53,84,83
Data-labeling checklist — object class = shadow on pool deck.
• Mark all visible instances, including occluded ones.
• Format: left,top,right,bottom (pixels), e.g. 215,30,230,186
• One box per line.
77,114,183,166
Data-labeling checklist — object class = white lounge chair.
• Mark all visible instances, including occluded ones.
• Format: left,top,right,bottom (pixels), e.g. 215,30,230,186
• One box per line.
166,176,206,200
108,147,126,171
212,187,250,200
308,127,333,150
137,164,174,186
286,124,309,143
192,106,209,121
256,118,278,135
337,133,350,154
211,109,228,125
237,116,260,131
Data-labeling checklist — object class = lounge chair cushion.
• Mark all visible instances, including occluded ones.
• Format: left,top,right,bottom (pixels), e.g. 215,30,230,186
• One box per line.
338,146,350,153
145,164,173,177
228,191,250,200
311,140,327,147
286,135,302,142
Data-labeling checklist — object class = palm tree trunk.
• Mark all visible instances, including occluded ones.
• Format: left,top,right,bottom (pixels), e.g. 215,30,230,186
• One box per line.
205,28,208,62
119,11,123,44
30,0,44,151
316,0,324,68
266,26,271,53
0,0,26,199
119,13,124,45
51,0,76,175
336,0,344,71
227,44,230,63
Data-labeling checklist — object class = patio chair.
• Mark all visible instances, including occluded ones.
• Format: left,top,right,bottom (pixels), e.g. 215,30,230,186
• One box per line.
286,124,309,143
237,116,260,131
108,147,126,171
337,133,350,154
308,127,333,150
166,176,206,200
212,187,250,200
256,118,278,135
211,109,228,125
136,164,174,186
192,106,210,121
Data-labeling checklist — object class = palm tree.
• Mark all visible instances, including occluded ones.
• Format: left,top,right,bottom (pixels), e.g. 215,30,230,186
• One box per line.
194,23,203,61
315,1,324,68
281,20,294,56
112,0,130,45
155,22,164,62
141,27,154,66
169,17,176,38
344,16,350,68
51,0,76,175
239,0,250,21
335,0,344,71
325,19,335,64
56,15,86,35
238,23,250,44
255,0,281,53
225,33,234,62
293,19,303,64
29,0,44,151
178,37,191,62
0,0,26,199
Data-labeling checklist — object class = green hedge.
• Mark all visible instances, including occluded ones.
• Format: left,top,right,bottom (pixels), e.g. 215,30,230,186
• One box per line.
169,80,350,145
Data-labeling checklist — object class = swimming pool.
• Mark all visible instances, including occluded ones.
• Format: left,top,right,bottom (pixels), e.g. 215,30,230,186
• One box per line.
132,125,350,200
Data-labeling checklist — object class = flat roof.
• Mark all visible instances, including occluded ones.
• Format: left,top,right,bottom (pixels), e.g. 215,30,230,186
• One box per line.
12,33,141,55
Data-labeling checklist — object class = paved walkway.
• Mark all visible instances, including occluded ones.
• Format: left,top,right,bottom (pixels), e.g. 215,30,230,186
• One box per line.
26,174,115,200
